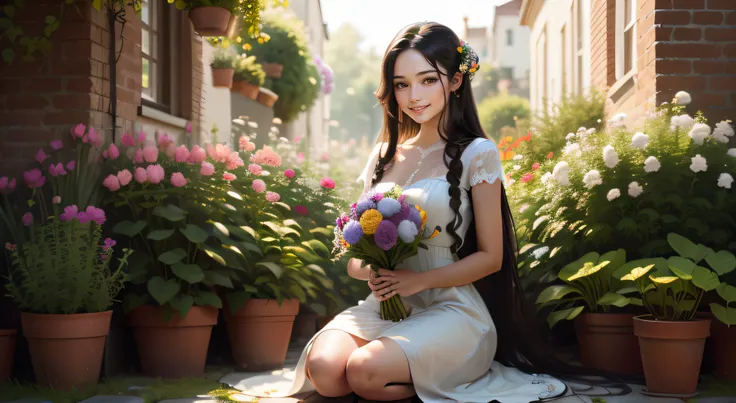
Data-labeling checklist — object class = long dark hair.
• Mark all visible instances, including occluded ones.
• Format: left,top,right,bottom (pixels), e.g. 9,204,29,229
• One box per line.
370,22,639,388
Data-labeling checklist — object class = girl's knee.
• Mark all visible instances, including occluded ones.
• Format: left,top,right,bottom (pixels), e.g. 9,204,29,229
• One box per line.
345,348,382,396
307,354,352,397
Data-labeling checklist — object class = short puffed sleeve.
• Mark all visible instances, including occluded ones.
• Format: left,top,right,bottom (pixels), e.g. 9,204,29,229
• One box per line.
466,138,505,188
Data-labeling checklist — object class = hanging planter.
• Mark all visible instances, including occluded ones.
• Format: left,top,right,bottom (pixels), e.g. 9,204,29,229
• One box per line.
232,55,265,101
233,81,259,100
0,329,16,381
189,6,234,37
575,313,642,375
212,66,235,88
224,298,299,371
261,63,284,79
256,87,279,108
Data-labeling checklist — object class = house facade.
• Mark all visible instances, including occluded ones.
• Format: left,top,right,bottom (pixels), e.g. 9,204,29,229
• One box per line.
521,0,736,128
491,0,532,98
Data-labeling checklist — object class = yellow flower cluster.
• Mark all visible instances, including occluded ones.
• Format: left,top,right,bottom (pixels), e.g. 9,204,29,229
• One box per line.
360,209,383,235
415,205,427,230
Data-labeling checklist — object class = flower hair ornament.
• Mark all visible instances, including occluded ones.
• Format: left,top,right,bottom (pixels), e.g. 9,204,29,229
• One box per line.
457,40,480,81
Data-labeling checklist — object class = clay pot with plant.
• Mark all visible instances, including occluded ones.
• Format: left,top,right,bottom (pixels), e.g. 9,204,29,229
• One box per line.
536,249,644,375
105,140,246,379
232,56,265,100
210,49,235,88
178,0,239,37
621,233,726,397
1,124,132,390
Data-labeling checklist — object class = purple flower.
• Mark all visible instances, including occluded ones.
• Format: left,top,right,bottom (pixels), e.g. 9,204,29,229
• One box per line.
76,206,106,225
49,163,67,177
355,200,376,217
374,220,398,251
66,160,76,171
398,195,407,203
342,220,364,245
50,140,63,150
377,198,401,218
22,212,33,226
371,193,384,202
408,207,422,229
390,203,412,226
336,217,344,229
24,169,46,188
60,205,79,221
35,148,48,164
102,238,116,251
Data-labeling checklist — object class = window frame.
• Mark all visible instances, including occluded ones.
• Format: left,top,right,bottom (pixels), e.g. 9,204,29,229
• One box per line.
615,0,637,80
506,28,514,46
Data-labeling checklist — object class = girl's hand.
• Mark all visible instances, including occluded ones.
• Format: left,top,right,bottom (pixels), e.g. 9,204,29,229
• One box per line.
367,269,395,301
370,268,427,301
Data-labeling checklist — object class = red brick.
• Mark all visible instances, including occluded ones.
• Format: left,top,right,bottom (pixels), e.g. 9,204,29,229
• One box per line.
709,77,736,91
693,11,724,24
657,59,692,74
0,111,44,126
655,10,691,25
7,95,49,110
722,43,736,57
657,75,707,90
1,128,57,144
656,27,674,41
22,78,62,94
56,21,92,41
65,77,94,93
694,93,727,107
705,27,736,42
51,59,91,75
656,0,705,8
693,60,728,74
708,0,736,10
673,28,702,41
726,11,736,24
656,43,721,58
43,110,90,126
52,94,91,110
0,79,22,94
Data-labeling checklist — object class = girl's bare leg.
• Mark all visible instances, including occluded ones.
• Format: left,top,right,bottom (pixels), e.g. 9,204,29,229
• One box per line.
345,337,416,401
306,330,370,397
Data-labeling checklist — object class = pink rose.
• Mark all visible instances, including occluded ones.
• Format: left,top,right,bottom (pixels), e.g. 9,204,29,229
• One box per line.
22,212,33,226
320,177,336,189
252,179,266,193
24,169,45,188
134,167,148,183
5,243,16,251
35,148,47,164
71,123,86,139
134,148,144,164
66,160,75,171
248,163,263,175
189,145,206,163
60,205,78,221
294,135,303,144
223,172,237,182
117,169,133,186
50,140,63,150
103,174,121,191
245,142,256,152
52,196,61,204
121,133,135,147
108,144,120,160
138,131,146,145
283,169,295,178
48,163,67,177
7,178,15,190
157,133,173,150
174,145,191,163
170,172,187,187
87,127,103,147
143,145,158,163
146,164,165,184
185,122,192,133
266,191,281,203
532,162,540,170
200,162,215,176
296,152,305,164
77,206,106,225
294,205,308,215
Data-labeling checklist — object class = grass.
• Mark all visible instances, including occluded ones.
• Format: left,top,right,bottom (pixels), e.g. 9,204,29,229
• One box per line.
0,376,252,403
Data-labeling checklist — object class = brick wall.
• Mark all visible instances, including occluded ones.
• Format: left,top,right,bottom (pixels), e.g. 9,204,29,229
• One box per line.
590,0,736,127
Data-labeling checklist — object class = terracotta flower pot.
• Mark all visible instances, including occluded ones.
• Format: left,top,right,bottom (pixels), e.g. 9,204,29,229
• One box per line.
575,313,643,375
256,87,279,108
128,305,218,379
21,311,112,390
0,329,16,381
225,298,299,371
633,315,710,396
211,67,234,88
189,6,233,37
261,63,283,78
711,319,736,380
239,81,260,100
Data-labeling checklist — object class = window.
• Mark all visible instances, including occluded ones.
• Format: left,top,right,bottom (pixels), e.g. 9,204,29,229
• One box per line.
576,0,584,94
616,0,636,79
561,24,567,96
140,1,189,117
506,29,514,46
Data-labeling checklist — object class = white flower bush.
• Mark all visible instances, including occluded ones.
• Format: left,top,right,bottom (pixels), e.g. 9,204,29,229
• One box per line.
688,123,711,145
631,132,650,149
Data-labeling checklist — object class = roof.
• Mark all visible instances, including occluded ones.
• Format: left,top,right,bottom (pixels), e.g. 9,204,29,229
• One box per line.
519,0,544,26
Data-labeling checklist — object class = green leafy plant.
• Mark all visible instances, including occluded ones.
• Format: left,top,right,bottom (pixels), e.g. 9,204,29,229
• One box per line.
477,94,530,140
210,49,235,69
618,233,725,321
535,249,642,327
172,0,288,40
238,9,321,123
233,55,265,86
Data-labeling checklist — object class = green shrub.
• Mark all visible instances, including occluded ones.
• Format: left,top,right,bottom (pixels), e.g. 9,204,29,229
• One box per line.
477,95,530,140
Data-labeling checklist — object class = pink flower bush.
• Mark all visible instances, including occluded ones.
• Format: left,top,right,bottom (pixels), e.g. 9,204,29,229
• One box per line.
66,160,75,171
48,163,67,177
121,133,136,147
24,169,46,188
266,191,280,202
117,169,133,186
22,212,33,226
189,145,207,163
107,144,120,160
223,172,237,181
146,164,165,184
532,162,540,171
208,143,244,169
134,167,148,183
76,206,106,225
143,146,158,163
284,169,295,178
60,205,78,221
50,140,63,150
294,205,308,215
71,124,86,139
252,179,266,192
134,148,144,164
137,131,146,144
157,134,174,151
170,172,187,187
320,177,336,189
521,173,534,183
175,145,191,163
35,149,47,164
248,163,263,175
251,146,282,167
200,162,215,176
103,174,121,191
85,127,103,148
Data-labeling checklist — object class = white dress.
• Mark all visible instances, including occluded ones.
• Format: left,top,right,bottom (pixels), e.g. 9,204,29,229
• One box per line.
223,138,567,402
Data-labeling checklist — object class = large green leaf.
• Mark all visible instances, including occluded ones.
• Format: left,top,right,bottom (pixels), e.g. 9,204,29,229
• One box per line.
113,220,148,237
613,258,666,280
204,270,234,288
180,224,208,243
158,248,187,265
536,285,581,305
284,246,322,264
147,276,181,305
195,290,223,308
257,262,284,278
283,219,302,230
240,242,262,256
202,245,226,266
705,250,736,276
716,283,736,303
309,227,332,238
305,264,327,276
153,204,186,222
226,290,251,313
668,256,696,277
597,292,631,308
547,306,585,328
171,262,205,284
147,229,175,241
710,303,736,326
558,252,599,282
691,266,721,292
169,294,194,320
668,233,707,262
302,240,330,259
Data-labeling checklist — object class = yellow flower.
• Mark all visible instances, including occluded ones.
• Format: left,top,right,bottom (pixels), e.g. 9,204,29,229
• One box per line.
360,209,383,235
457,46,463,53
257,37,265,44
415,206,427,229
470,67,477,73
243,43,252,51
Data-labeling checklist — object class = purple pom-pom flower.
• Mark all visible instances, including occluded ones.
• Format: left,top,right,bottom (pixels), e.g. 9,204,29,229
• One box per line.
374,220,398,251
355,200,376,217
377,198,401,218
408,207,422,229
342,220,364,245
390,203,412,225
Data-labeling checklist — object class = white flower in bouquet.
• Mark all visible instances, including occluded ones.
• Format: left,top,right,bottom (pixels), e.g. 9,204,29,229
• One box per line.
628,181,644,198
607,188,621,201
688,123,711,145
602,145,620,168
552,161,571,186
532,246,550,259
728,148,736,157
583,170,603,189
631,132,650,149
673,91,692,105
690,154,708,173
718,173,734,189
563,142,582,158
712,121,734,143
644,156,661,173
671,114,695,131
566,132,575,140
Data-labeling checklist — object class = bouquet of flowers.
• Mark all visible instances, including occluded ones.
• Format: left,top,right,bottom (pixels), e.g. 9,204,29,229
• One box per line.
333,185,440,321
